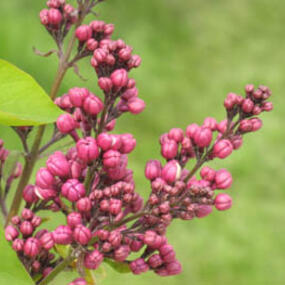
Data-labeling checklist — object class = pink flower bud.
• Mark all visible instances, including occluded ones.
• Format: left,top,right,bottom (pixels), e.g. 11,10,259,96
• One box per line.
118,46,133,61
40,232,55,250
12,239,24,252
75,25,92,42
5,225,19,241
121,87,138,100
130,258,149,275
213,139,233,159
261,102,273,112
200,166,216,182
114,245,130,262
230,135,243,150
20,221,34,236
224,93,238,109
55,94,72,110
196,205,213,218
31,216,42,228
76,197,92,212
84,250,104,270
68,87,89,107
242,99,254,113
39,9,49,25
97,133,113,151
161,140,178,160
21,208,34,220
120,134,136,153
90,20,105,32
83,95,104,116
98,77,113,92
252,106,262,115
127,97,146,114
110,69,128,87
148,254,163,268
48,8,62,25
239,119,253,133
43,267,53,278
67,212,82,228
203,117,217,131
73,225,92,245
162,160,181,184
103,150,121,168
145,160,162,181
47,0,64,9
109,199,122,215
23,185,39,204
11,216,21,225
130,239,143,252
34,187,56,200
47,151,70,177
24,238,41,257
159,244,176,263
100,200,110,212
128,55,142,69
245,84,254,94
104,23,115,36
168,128,184,143
165,260,182,276
62,179,86,202
93,48,108,63
86,39,98,51
53,225,73,245
215,169,232,189
105,119,116,131
194,127,212,148
96,229,109,241
250,118,263,132
215,193,232,211
57,114,77,134
76,137,99,163
36,168,55,189
144,231,164,249
108,231,122,247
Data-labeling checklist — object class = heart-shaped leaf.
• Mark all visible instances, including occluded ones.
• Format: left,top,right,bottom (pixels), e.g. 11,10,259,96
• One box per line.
0,59,63,126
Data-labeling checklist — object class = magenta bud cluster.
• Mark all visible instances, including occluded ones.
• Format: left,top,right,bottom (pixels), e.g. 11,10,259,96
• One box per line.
3,1,274,282
40,0,77,34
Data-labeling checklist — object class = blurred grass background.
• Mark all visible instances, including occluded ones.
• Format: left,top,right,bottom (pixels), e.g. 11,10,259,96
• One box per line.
0,0,285,284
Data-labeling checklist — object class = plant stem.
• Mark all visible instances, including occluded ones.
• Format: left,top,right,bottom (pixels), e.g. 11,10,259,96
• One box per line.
109,211,148,229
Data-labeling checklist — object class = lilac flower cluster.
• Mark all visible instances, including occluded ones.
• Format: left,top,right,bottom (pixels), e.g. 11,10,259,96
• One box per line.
2,1,274,284
5,208,55,278
40,0,78,38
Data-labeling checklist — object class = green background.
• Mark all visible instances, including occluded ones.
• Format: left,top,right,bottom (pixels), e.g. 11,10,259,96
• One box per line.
0,0,285,284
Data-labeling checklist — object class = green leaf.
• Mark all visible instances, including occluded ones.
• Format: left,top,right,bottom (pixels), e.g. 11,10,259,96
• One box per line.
85,266,106,285
54,244,71,259
104,259,131,274
0,227,33,284
0,59,63,126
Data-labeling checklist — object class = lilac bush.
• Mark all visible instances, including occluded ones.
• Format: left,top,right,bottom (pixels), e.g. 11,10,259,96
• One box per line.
0,0,273,284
